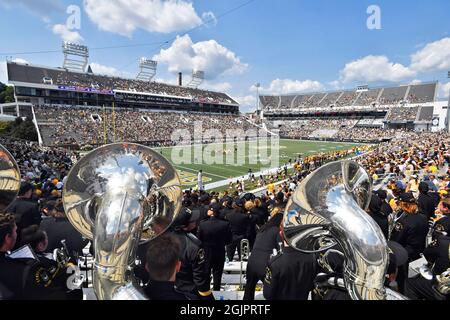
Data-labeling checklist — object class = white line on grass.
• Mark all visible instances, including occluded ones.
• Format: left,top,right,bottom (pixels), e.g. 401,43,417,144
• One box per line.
174,164,229,180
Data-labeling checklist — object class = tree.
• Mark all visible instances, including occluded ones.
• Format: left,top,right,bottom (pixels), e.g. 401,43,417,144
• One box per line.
0,117,38,141
12,117,37,141
0,82,5,103
0,86,14,103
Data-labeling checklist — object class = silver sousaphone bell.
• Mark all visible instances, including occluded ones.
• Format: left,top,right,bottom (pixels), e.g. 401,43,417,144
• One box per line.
282,160,407,300
62,143,183,300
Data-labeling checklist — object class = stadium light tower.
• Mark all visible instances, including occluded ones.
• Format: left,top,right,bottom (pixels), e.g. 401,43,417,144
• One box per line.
62,41,89,72
186,70,204,88
255,83,261,115
136,57,157,81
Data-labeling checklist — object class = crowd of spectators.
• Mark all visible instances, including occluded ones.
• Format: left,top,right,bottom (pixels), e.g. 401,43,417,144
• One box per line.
35,106,254,147
378,87,408,107
55,71,236,104
225,145,370,194
318,92,342,108
352,89,382,106
408,94,430,104
0,137,76,185
334,91,359,108
334,127,404,141
259,96,281,109
261,83,436,113
385,107,420,122
1,128,450,300
302,93,326,109
291,95,314,109
277,119,385,140
407,83,437,105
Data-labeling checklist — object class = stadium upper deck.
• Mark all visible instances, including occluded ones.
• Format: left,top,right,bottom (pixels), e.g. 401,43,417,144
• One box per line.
260,82,437,114
6,61,239,114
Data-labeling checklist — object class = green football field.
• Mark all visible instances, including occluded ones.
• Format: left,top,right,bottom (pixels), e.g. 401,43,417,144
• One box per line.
152,139,365,188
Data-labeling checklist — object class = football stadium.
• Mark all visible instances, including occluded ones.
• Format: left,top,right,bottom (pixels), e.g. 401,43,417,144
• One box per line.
0,0,449,306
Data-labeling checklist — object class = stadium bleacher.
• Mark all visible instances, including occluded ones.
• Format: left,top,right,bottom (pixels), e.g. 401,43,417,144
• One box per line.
353,88,382,107
407,83,437,104
335,90,359,108
260,83,437,113
279,95,295,109
318,91,342,108
260,95,281,110
385,106,420,123
34,105,256,146
293,94,314,109
378,86,408,106
278,119,360,140
416,106,434,122
304,93,327,109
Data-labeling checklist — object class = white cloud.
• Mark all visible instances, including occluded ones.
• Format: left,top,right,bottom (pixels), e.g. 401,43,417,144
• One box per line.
260,79,324,94
87,63,136,80
203,82,232,92
410,37,450,73
90,63,120,77
249,84,260,92
249,79,323,94
233,95,256,113
337,37,450,85
52,24,84,43
241,105,256,113
235,95,256,106
11,58,29,64
439,82,450,99
409,79,422,85
339,55,415,83
2,0,63,20
155,77,177,85
83,0,203,37
156,76,179,85
153,35,248,80
328,80,343,90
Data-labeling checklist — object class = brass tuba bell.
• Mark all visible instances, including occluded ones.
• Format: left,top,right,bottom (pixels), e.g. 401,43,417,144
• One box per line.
62,143,183,300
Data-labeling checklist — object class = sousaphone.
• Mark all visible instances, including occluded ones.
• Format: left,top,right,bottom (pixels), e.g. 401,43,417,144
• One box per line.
62,143,182,300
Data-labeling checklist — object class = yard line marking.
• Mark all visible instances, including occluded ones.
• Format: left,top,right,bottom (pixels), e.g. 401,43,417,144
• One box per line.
174,164,229,180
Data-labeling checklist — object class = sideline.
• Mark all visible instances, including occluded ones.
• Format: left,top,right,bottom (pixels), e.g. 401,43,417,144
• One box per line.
245,147,377,196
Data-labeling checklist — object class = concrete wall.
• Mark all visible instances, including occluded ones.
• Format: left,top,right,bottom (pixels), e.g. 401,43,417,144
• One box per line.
430,100,449,131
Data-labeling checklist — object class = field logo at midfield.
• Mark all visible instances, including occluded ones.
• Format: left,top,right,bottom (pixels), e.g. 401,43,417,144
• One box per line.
178,170,212,186
170,123,279,169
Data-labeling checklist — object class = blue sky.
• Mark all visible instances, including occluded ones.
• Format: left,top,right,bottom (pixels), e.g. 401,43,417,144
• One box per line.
1,0,450,112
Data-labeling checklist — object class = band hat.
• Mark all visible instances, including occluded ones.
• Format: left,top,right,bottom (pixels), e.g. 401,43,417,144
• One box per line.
398,192,416,203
